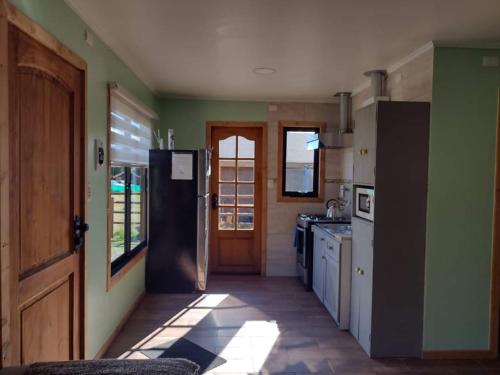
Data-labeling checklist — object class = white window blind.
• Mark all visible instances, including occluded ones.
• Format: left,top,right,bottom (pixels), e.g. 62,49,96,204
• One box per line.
109,83,158,166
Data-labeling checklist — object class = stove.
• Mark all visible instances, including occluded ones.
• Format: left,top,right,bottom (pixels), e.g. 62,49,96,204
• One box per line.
297,213,350,228
295,213,350,290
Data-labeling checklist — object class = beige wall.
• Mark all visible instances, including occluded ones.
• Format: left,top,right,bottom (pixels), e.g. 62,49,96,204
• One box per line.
352,47,434,112
266,103,353,276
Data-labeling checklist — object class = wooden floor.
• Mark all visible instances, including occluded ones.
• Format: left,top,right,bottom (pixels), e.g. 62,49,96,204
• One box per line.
105,276,500,374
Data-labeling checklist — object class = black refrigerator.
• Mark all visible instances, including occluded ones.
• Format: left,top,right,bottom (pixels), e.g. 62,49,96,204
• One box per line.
146,149,210,293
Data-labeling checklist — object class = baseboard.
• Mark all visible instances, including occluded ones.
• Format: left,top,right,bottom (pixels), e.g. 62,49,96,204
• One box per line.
94,291,146,359
422,349,495,360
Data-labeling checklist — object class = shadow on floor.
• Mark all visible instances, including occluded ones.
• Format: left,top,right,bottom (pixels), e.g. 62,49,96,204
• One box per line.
104,275,500,374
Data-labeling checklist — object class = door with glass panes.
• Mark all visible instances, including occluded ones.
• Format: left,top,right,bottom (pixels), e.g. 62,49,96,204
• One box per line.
209,126,263,274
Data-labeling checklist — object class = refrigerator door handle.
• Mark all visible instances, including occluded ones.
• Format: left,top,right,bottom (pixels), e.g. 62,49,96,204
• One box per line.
211,193,218,209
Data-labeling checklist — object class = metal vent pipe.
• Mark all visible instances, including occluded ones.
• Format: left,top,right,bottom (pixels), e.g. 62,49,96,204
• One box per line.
334,92,352,133
363,70,388,97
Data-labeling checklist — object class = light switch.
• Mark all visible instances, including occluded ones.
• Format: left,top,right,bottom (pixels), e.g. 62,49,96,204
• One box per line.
85,29,94,47
94,139,104,170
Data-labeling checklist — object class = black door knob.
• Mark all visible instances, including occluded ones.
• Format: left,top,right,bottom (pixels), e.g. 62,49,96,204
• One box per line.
211,193,218,209
74,215,89,252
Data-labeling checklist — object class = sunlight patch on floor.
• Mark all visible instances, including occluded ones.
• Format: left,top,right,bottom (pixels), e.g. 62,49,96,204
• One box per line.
117,294,229,358
217,320,280,373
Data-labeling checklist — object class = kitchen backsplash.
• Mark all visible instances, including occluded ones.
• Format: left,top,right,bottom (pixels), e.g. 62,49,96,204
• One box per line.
265,102,353,276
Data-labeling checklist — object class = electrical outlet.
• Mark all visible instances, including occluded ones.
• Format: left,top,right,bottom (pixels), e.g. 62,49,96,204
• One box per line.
482,56,499,67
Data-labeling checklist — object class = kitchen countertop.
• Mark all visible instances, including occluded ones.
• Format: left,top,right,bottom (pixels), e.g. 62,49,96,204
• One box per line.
313,223,352,241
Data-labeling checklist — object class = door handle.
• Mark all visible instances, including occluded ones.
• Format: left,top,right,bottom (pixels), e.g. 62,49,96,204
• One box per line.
74,215,89,252
211,193,219,209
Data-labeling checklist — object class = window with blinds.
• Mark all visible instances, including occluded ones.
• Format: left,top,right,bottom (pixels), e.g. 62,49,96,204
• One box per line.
109,89,153,166
108,83,157,279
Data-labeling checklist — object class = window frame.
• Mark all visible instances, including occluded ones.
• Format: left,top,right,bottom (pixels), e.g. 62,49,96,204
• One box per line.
107,85,156,290
277,121,326,203
109,165,148,276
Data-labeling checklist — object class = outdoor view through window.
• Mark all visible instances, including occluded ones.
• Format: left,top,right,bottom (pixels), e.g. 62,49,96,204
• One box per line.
218,135,255,231
284,129,318,195
110,166,147,262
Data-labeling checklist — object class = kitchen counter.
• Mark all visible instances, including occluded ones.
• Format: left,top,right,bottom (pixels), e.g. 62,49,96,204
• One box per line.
313,223,352,242
311,222,352,330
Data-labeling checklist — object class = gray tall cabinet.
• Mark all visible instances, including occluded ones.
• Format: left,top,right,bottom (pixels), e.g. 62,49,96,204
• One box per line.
351,101,430,358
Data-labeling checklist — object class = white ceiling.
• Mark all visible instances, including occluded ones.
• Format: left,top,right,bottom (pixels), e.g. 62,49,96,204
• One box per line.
67,0,500,102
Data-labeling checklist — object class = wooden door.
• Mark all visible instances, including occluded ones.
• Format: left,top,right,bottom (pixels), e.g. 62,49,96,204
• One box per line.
353,104,377,186
5,24,86,364
209,126,263,274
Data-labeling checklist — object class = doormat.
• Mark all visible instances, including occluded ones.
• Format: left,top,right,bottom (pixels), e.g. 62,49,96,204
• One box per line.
142,337,226,373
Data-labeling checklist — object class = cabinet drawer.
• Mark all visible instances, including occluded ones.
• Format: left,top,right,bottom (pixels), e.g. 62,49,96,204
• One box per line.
325,239,340,262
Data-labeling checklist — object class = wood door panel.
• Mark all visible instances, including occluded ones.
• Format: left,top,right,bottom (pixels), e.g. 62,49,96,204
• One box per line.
19,71,73,274
209,126,263,274
21,278,72,364
4,23,85,365
217,237,255,267
16,29,80,90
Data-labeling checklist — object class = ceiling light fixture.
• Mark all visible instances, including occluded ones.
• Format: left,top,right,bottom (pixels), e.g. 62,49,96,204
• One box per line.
253,67,276,75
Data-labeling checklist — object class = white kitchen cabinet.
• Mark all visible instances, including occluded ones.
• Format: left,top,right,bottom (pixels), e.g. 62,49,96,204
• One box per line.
351,217,373,355
312,225,351,330
323,240,339,320
312,230,325,299
353,103,377,186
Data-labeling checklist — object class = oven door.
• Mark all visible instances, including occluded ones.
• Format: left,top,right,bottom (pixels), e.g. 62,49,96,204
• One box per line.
355,186,375,221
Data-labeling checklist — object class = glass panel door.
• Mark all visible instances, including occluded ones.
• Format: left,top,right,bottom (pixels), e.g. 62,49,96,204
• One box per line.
218,135,255,231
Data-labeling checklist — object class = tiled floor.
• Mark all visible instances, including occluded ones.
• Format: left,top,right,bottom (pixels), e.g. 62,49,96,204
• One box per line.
105,276,500,374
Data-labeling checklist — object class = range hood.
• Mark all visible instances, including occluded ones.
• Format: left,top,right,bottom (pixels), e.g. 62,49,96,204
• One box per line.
307,92,353,150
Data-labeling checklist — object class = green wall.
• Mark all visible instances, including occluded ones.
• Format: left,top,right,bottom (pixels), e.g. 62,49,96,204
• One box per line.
424,47,500,350
8,0,159,358
159,98,267,149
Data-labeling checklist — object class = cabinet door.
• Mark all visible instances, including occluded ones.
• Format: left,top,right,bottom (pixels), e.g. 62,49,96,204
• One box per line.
353,104,377,185
312,232,325,301
324,247,340,323
350,225,361,338
352,218,374,355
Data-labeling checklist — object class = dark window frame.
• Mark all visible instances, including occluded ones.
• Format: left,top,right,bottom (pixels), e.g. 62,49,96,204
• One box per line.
281,126,320,198
110,165,148,276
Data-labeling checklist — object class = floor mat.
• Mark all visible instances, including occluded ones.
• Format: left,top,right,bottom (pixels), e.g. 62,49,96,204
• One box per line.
142,337,226,373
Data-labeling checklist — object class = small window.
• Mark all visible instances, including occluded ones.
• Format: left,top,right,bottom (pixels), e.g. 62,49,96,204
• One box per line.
278,122,325,202
108,83,157,282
